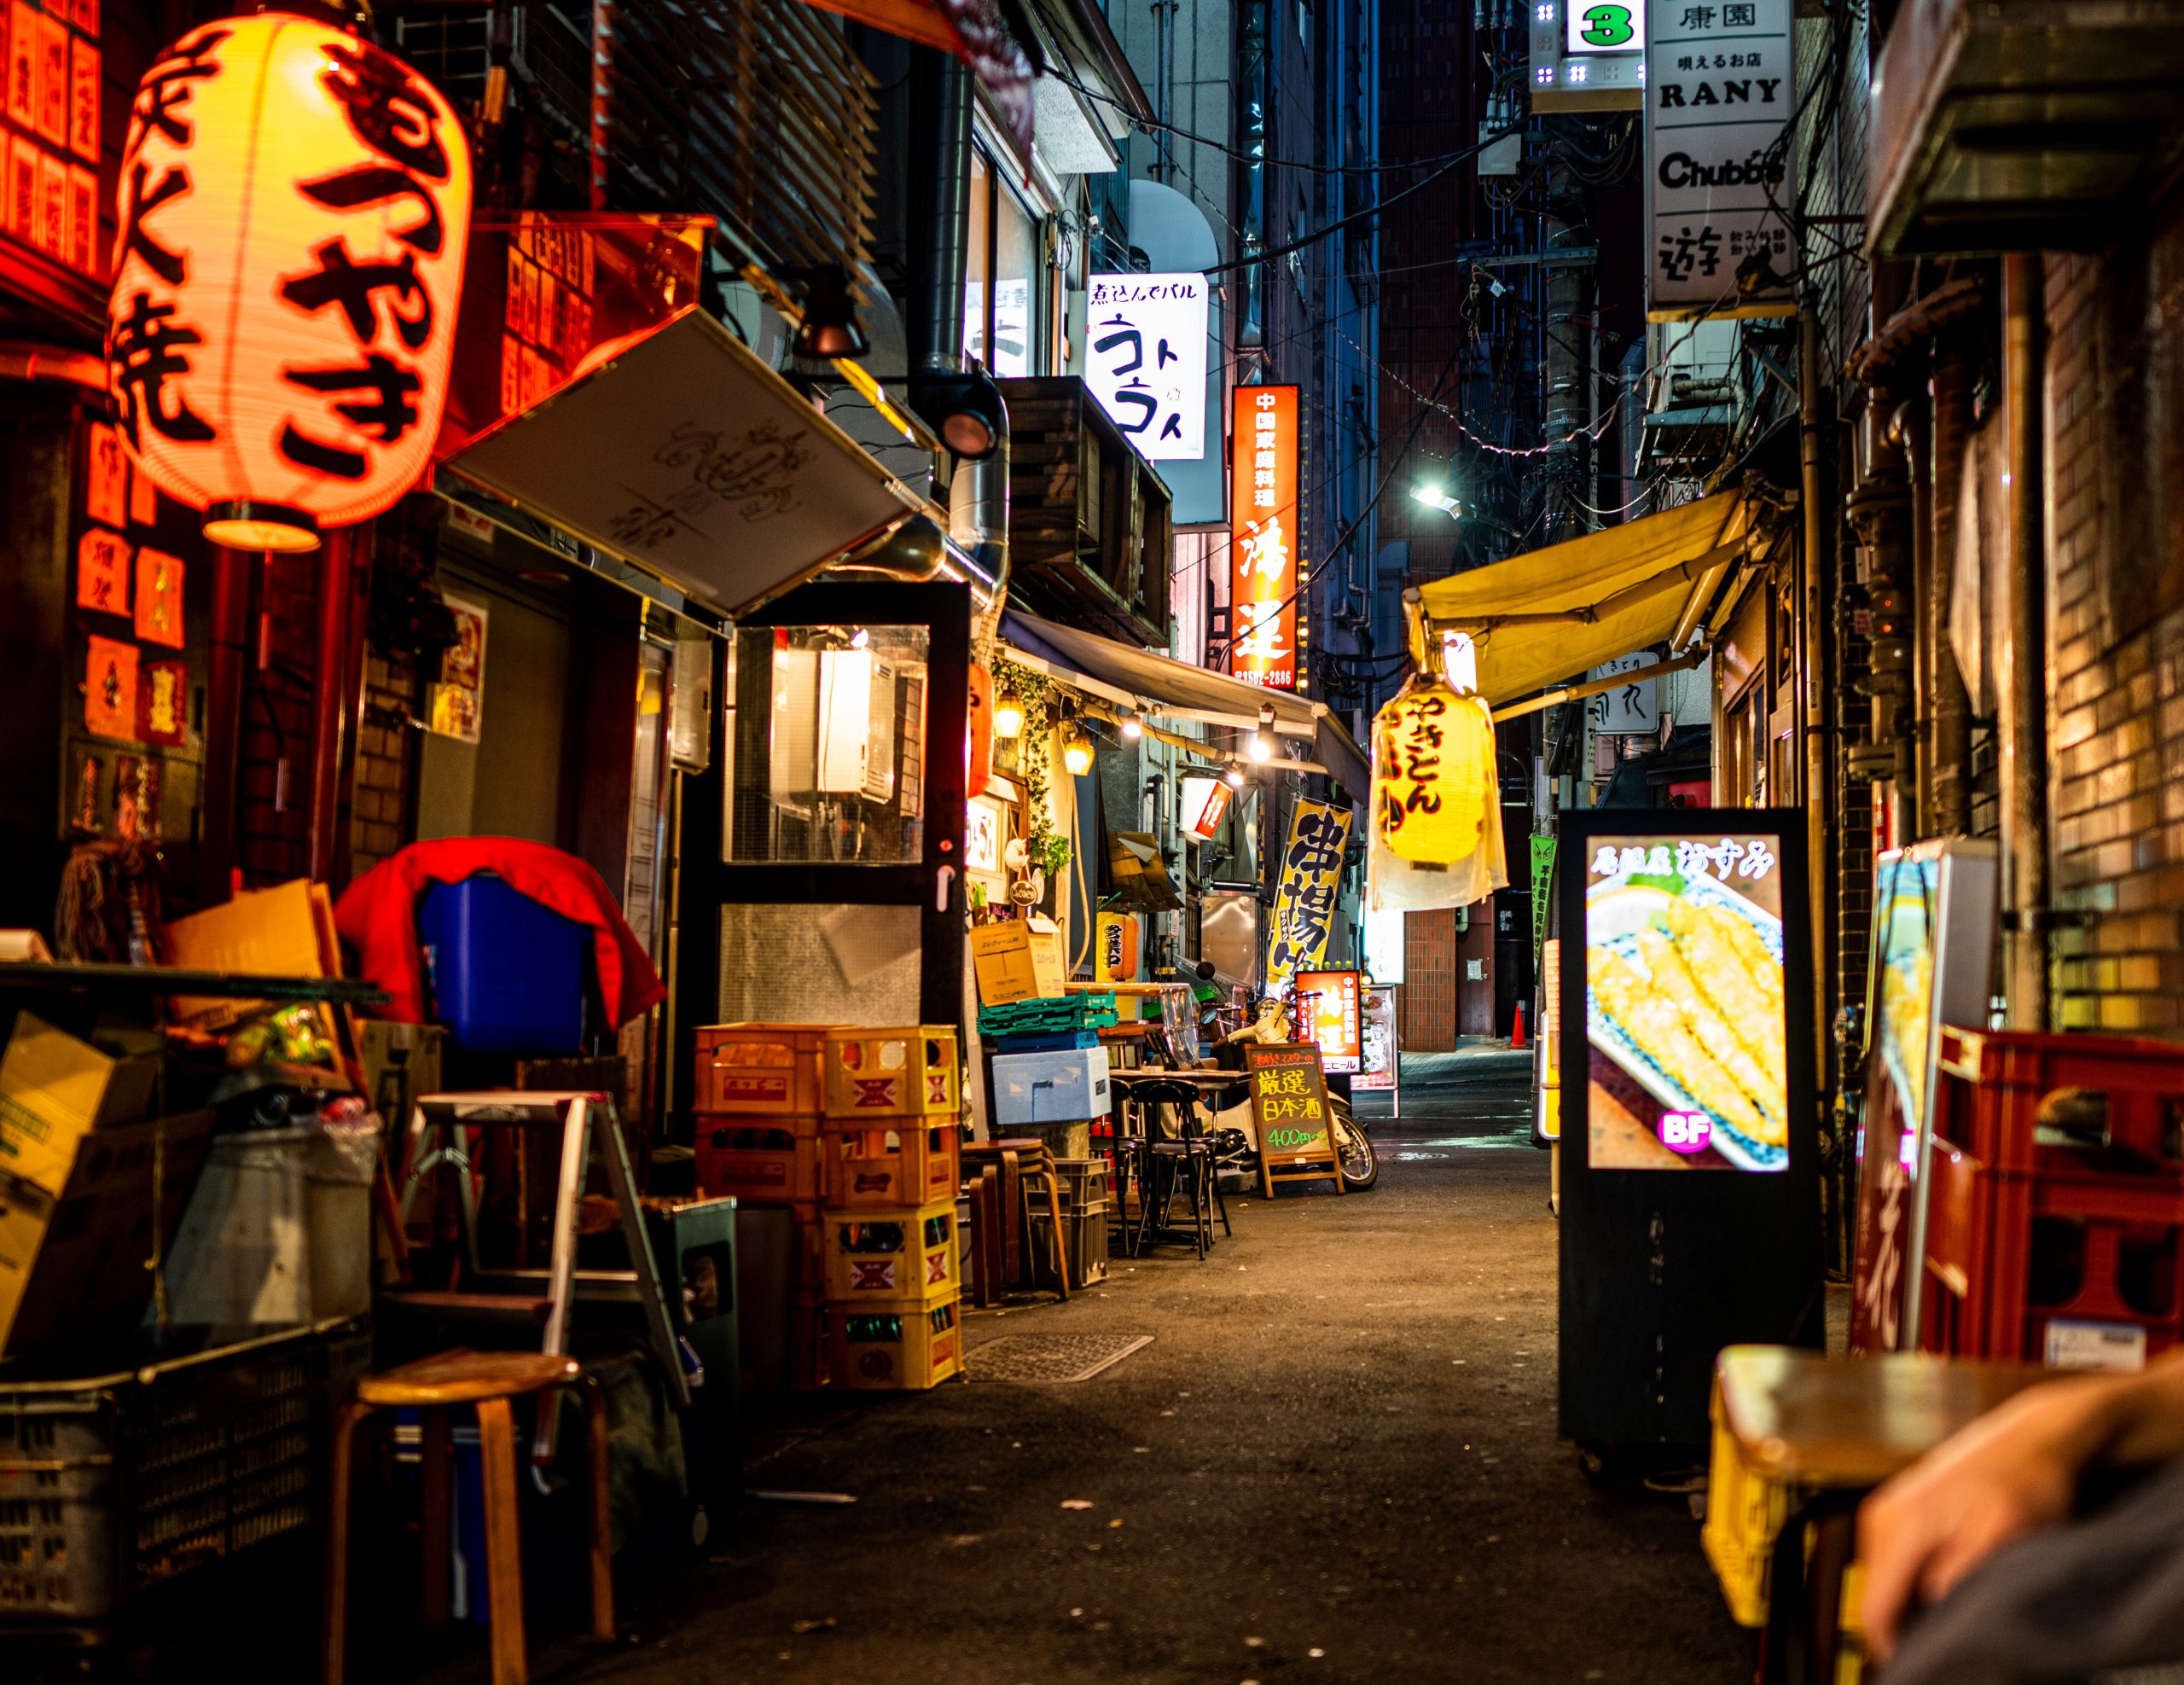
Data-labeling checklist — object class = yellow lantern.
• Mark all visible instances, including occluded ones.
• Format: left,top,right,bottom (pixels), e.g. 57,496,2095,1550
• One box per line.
1371,673,1497,864
108,15,472,552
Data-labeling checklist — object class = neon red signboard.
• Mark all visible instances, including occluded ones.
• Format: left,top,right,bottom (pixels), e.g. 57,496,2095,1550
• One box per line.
1230,384,1300,689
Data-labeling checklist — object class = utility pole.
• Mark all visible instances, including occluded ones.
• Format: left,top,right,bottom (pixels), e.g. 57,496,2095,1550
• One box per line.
1542,131,1591,544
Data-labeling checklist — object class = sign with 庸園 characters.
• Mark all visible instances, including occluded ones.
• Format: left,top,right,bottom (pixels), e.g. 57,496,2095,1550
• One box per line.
1243,1042,1345,1198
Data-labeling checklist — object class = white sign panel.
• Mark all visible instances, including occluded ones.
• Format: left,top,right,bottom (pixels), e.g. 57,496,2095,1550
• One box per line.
1588,652,1660,734
1085,272,1210,460
1644,0,1795,318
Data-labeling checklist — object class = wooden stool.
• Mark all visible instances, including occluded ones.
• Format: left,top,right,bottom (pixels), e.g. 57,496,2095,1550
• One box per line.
323,1350,614,1685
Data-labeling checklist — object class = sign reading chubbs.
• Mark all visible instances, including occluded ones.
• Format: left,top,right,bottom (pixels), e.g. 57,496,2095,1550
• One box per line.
1243,1042,1345,1198
108,15,471,548
1643,0,1794,319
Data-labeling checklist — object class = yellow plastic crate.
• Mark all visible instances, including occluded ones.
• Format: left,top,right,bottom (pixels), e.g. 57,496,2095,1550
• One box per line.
829,1124,961,1211
823,1198,959,1303
693,1024,839,1115
828,1293,964,1390
1700,1373,1794,1628
822,1027,960,1123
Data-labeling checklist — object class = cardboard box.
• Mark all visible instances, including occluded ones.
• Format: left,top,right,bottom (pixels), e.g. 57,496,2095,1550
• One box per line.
359,1020,444,1120
165,878,340,1026
969,918,1065,1007
0,1013,160,1194
0,1107,215,1354
990,1046,1112,1127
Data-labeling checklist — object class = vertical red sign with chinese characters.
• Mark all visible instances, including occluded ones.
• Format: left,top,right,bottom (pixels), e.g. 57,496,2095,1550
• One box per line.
0,0,101,288
1230,384,1300,689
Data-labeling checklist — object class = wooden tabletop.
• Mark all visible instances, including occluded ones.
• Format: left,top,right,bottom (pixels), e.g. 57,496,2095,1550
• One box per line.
358,1348,579,1407
1716,1345,2053,1488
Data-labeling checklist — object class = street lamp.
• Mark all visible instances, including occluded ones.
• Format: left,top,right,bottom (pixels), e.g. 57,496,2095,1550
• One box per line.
1411,484,1463,518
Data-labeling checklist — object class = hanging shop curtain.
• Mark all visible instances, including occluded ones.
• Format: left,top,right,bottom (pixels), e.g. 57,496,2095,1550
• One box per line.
1417,491,1753,704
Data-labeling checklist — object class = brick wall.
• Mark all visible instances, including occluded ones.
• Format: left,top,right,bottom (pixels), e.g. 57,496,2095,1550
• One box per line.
2044,218,2184,1035
351,646,419,875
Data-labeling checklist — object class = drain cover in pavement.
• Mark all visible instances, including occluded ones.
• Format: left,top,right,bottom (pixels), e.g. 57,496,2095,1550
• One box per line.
966,1332,1153,1383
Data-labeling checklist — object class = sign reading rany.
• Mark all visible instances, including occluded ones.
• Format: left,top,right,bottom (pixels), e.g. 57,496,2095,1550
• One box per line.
1085,272,1208,461
1229,386,1300,689
1643,0,1795,318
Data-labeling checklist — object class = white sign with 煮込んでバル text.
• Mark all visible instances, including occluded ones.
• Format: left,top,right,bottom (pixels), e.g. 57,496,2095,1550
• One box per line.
1084,273,1208,460
1643,0,1795,319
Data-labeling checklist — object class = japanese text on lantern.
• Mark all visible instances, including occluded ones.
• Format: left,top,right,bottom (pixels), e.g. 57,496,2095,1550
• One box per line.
107,15,470,535
1229,385,1300,689
0,0,101,280
1265,798,1350,992
1374,677,1494,864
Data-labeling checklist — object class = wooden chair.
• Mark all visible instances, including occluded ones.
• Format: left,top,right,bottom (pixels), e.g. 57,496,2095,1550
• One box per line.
961,1137,1069,1302
323,1349,614,1685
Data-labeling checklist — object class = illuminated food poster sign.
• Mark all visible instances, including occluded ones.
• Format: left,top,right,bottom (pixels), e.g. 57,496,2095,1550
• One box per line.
1293,968,1362,1075
1229,385,1300,689
1085,271,1208,460
1583,831,1788,1172
1848,839,1998,1353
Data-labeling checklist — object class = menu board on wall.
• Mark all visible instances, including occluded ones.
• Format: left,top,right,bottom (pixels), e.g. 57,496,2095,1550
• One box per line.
1,0,104,293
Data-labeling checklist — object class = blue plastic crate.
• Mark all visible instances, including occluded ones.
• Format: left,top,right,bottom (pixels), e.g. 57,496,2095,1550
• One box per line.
418,874,587,1055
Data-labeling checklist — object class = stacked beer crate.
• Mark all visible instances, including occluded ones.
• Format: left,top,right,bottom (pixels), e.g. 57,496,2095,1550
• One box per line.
691,1023,835,1388
820,1026,967,1389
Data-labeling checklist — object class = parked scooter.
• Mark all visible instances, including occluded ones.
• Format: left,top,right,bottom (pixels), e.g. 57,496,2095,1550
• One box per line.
1204,997,1380,1191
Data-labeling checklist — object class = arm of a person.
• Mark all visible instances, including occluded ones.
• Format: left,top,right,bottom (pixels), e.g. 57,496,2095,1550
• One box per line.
1858,1351,2184,1664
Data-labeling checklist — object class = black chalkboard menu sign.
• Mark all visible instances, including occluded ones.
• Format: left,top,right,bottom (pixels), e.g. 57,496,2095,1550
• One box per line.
1243,1042,1345,1198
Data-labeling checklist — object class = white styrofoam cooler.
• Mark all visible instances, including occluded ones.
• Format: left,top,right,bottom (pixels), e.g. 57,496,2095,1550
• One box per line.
990,1047,1112,1127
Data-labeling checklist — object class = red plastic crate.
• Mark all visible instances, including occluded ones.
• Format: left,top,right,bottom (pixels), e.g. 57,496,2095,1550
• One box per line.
1921,1029,2184,1367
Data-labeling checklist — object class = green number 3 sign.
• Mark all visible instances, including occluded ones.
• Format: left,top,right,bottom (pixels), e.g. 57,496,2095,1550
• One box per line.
1579,2,1635,44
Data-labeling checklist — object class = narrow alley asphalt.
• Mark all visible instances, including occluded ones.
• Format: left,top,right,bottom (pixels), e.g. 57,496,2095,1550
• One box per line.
548,1045,1756,1685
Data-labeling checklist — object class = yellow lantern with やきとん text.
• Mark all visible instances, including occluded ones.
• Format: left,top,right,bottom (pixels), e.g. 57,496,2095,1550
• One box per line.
1371,675,1497,864
107,15,471,553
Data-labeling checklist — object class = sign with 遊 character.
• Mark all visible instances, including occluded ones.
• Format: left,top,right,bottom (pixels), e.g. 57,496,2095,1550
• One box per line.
1643,0,1796,318
1265,797,1351,993
107,15,471,549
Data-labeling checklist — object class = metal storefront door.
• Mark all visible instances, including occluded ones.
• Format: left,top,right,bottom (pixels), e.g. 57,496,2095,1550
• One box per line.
678,581,970,1044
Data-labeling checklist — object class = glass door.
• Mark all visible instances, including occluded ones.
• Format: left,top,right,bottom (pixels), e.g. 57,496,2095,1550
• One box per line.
677,582,971,1040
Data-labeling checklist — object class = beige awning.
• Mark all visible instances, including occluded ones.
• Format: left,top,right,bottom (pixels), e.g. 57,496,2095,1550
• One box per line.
1001,609,1371,795
1416,491,1753,703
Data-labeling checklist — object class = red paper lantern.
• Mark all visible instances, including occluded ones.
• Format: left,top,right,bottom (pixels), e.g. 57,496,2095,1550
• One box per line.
966,659,994,800
107,15,471,553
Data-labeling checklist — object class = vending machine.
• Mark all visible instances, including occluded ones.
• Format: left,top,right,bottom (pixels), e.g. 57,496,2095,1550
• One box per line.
1556,809,1825,1453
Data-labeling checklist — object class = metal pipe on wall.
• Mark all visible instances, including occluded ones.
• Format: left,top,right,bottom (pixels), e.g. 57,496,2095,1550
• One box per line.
1897,395,1934,833
2001,253,2049,1028
1928,339,1973,835
306,530,354,885
1798,308,1833,1089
